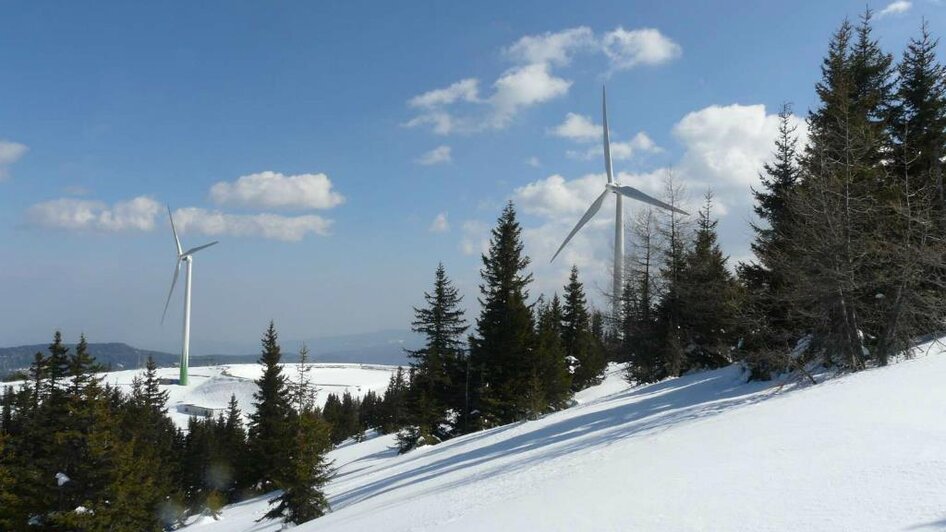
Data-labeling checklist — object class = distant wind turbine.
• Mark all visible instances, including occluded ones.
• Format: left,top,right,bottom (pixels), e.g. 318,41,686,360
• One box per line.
551,87,688,320
162,206,218,386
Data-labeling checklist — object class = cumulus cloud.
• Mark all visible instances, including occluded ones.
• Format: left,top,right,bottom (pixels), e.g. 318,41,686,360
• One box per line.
0,140,28,180
551,113,600,142
171,208,332,241
567,131,661,161
409,79,480,109
406,26,680,135
490,63,572,127
602,27,682,71
417,145,452,166
209,171,344,210
513,103,808,303
503,27,596,67
878,0,911,17
673,104,807,190
27,196,161,232
429,212,449,233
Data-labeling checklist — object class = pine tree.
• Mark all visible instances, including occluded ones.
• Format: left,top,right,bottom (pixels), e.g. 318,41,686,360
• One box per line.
779,15,894,369
405,263,468,441
623,209,662,382
741,104,802,354
263,410,332,524
654,173,691,378
468,202,537,426
677,193,742,369
563,266,605,390
890,20,946,212
246,322,292,490
381,368,408,433
289,344,317,413
533,295,572,410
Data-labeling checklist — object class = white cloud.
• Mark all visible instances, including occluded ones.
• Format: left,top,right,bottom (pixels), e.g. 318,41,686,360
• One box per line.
0,140,28,180
27,196,161,232
409,79,480,109
567,131,662,161
417,145,452,166
209,171,344,210
503,27,595,67
406,26,681,135
429,212,449,233
673,104,807,189
514,103,808,304
551,113,600,142
526,156,541,167
602,27,682,71
878,0,911,17
171,208,332,241
460,220,490,256
489,63,572,127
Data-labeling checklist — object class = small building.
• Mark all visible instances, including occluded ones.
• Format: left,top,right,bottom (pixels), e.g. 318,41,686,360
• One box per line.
176,403,227,418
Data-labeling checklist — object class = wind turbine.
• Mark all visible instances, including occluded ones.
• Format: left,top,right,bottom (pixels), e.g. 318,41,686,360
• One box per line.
551,87,688,320
162,206,218,386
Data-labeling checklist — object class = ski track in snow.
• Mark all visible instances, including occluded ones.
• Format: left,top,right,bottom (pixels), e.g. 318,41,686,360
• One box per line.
177,345,946,531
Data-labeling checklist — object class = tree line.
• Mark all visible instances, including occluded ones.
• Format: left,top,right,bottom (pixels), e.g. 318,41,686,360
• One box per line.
615,11,946,383
0,326,336,529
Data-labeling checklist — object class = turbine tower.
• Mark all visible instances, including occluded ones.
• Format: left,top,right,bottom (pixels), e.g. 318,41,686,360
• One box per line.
551,87,688,321
162,206,218,386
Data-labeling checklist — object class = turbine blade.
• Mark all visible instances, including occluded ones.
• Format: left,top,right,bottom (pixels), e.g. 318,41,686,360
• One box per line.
551,188,609,263
168,205,183,256
183,241,218,256
161,261,181,324
613,185,689,215
602,86,614,185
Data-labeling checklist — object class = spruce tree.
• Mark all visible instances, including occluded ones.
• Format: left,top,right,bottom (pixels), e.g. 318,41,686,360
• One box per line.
246,322,292,490
654,173,691,378
405,263,468,441
264,409,333,524
468,202,537,426
741,104,802,354
289,344,317,413
891,21,946,210
563,266,605,390
677,193,742,369
533,295,572,410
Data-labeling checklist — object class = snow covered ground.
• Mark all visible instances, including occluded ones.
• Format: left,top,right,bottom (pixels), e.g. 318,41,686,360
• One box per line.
99,363,398,429
181,341,946,531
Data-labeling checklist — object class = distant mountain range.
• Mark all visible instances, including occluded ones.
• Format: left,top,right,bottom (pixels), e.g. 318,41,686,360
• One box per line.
0,329,422,379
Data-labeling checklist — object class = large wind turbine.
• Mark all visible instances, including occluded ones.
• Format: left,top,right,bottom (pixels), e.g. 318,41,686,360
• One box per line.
162,206,218,386
551,87,688,320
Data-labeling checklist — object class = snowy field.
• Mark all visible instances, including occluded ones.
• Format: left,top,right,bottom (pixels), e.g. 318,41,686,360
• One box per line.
180,343,946,532
99,363,398,429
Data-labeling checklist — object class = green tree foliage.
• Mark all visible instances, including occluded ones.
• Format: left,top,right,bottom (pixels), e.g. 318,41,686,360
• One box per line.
264,409,333,523
533,295,572,410
677,193,742,369
404,263,468,442
563,266,606,390
468,202,537,426
246,322,293,491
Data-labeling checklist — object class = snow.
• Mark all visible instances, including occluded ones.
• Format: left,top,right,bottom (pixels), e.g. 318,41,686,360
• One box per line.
181,342,946,531
97,363,399,429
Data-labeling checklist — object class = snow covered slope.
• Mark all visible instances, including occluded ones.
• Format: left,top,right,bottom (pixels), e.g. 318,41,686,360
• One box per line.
99,363,397,429
183,347,946,531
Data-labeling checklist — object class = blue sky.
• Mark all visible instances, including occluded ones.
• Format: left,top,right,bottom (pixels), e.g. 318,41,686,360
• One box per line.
0,0,941,353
